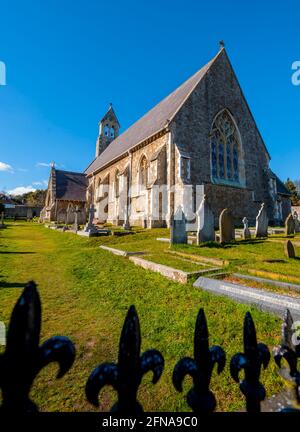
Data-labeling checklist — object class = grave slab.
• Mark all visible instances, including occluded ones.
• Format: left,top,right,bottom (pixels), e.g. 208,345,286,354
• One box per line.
193,276,300,319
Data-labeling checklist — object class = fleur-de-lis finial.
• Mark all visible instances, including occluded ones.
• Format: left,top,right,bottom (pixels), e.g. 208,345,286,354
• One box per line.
230,312,270,412
172,308,226,412
273,309,300,410
0,282,76,413
85,305,164,413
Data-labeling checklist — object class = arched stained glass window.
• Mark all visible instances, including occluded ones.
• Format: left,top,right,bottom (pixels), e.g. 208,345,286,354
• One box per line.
226,144,232,179
218,143,225,178
233,145,239,182
210,110,241,184
211,142,217,178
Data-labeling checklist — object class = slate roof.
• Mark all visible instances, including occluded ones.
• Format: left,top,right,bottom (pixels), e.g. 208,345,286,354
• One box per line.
85,50,222,175
55,170,88,202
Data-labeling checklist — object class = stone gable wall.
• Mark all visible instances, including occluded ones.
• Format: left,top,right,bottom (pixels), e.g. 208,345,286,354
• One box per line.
170,50,275,223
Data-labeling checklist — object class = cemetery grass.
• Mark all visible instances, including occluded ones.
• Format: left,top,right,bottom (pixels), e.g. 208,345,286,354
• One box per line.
102,228,300,281
0,221,287,412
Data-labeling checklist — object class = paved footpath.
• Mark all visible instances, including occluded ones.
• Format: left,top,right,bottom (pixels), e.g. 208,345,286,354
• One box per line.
194,276,300,320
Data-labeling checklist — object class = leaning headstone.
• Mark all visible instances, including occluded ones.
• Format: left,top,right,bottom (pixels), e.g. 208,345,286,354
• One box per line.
196,195,215,244
294,212,300,234
242,217,251,240
255,203,268,238
219,208,235,244
170,205,187,245
285,240,296,259
285,214,295,236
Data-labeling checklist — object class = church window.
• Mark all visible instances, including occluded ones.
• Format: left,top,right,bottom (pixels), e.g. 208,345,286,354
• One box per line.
139,156,148,191
233,145,239,182
110,127,115,138
210,110,241,184
211,142,217,178
218,142,225,178
104,125,109,136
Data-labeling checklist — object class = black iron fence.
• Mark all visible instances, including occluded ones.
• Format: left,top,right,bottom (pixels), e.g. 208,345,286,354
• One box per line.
0,282,299,413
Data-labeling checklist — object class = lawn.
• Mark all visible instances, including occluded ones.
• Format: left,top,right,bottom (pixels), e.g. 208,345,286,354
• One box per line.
0,221,288,412
99,227,300,281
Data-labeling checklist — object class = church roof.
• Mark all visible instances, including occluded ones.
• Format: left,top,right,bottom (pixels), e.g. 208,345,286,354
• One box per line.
55,169,88,202
85,50,223,175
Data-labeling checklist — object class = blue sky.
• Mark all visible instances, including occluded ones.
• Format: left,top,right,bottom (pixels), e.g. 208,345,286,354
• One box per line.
0,0,299,194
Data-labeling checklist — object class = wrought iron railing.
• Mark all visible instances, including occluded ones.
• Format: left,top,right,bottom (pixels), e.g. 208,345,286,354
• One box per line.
0,282,299,413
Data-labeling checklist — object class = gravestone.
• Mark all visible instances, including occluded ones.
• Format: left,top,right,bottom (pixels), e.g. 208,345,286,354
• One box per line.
285,214,295,236
255,203,268,238
294,212,300,233
170,205,187,245
77,205,100,237
242,217,251,240
219,208,235,244
73,206,80,232
285,240,296,259
196,195,215,244
0,212,4,228
84,205,97,233
66,206,73,225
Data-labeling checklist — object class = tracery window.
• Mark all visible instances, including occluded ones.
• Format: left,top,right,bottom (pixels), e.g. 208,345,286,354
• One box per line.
211,110,241,184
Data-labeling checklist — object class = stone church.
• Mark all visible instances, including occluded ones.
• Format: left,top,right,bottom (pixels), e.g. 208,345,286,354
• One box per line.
43,46,291,227
84,46,290,227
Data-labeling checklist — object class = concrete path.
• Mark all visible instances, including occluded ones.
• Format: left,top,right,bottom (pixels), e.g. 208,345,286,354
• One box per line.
193,276,300,320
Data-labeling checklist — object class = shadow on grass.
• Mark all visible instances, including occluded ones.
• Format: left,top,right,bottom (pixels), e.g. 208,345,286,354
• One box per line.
0,281,26,288
197,239,266,249
0,251,35,255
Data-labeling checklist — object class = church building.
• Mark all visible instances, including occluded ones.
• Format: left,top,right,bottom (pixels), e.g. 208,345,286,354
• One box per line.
41,165,88,224
84,46,291,227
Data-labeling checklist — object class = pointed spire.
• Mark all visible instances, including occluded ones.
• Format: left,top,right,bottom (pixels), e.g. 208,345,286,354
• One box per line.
219,40,225,50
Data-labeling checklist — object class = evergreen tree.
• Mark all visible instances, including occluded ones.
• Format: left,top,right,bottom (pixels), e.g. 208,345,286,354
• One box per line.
285,178,299,205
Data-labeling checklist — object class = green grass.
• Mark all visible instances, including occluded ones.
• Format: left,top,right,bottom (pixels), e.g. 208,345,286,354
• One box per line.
97,228,300,281
0,221,287,412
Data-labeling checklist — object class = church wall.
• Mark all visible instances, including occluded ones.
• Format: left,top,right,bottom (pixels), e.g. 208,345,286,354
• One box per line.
92,133,169,227
170,50,276,223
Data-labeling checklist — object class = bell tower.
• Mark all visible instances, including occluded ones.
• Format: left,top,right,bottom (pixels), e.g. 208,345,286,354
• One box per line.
95,104,120,157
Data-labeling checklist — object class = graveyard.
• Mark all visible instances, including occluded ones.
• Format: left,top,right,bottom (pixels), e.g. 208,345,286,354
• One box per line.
1,213,300,411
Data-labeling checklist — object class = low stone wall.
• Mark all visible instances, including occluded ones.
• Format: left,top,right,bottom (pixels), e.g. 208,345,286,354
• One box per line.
5,206,42,219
